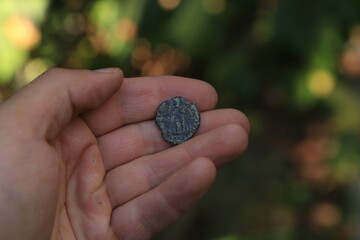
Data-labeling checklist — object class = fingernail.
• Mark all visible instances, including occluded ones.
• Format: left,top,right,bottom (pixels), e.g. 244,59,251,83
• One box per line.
94,67,119,73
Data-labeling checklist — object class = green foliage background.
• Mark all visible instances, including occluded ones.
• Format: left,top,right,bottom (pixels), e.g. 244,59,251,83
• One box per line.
2,0,360,239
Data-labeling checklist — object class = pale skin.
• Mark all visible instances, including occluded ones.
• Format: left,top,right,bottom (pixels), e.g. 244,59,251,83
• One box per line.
0,68,250,240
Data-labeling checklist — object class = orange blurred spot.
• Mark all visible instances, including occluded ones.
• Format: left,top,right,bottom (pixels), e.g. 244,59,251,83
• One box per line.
117,18,138,42
340,25,360,77
88,25,111,54
296,137,329,164
141,60,165,76
132,46,152,68
158,0,181,10
3,16,41,50
132,40,152,69
132,41,190,76
294,134,332,183
310,202,341,228
341,48,360,76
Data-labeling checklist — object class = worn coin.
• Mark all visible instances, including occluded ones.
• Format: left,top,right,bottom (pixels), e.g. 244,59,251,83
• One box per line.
155,96,201,145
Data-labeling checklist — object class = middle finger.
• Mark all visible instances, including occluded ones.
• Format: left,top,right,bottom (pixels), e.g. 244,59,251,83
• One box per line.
98,108,250,171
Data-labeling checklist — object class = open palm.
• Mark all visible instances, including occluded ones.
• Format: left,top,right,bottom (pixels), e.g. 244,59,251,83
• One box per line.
0,68,249,240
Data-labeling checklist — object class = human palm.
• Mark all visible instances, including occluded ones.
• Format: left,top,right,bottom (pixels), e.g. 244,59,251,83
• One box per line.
0,68,249,240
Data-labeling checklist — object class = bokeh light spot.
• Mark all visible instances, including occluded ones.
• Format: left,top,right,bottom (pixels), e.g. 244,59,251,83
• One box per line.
132,39,152,69
131,41,190,76
142,60,165,76
295,135,331,183
310,202,341,228
202,0,226,15
341,49,360,76
3,16,41,50
88,28,111,54
117,18,138,42
158,0,181,10
307,69,335,97
341,25,360,77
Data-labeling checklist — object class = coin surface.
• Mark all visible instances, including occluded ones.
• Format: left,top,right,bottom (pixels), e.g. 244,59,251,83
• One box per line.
155,96,201,145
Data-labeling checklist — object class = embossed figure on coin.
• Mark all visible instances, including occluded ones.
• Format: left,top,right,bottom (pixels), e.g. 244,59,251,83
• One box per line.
156,96,200,145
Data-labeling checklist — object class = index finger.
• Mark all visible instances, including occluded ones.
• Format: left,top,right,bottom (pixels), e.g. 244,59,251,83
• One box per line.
82,76,218,136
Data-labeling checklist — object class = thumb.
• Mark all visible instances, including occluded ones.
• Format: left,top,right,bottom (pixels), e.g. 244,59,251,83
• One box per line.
0,68,123,140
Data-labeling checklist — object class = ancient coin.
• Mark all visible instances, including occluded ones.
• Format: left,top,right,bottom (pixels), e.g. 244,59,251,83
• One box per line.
155,96,201,145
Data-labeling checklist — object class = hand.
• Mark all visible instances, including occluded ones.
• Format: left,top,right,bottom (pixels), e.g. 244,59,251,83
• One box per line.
0,68,249,240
